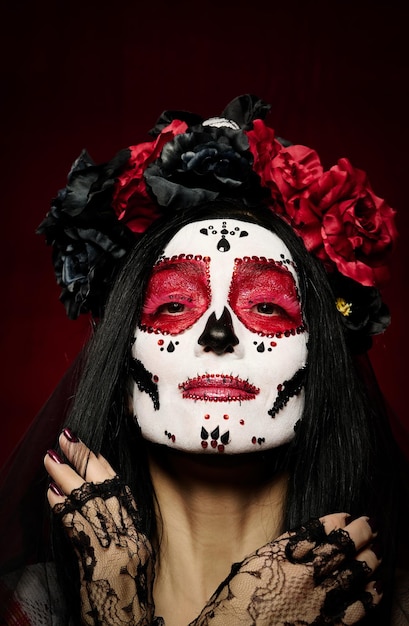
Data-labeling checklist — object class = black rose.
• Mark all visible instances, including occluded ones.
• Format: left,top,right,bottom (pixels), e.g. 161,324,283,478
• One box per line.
144,125,267,210
37,150,135,319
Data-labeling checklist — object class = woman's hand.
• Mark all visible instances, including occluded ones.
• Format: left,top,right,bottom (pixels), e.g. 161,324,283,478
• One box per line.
190,513,382,626
44,429,156,626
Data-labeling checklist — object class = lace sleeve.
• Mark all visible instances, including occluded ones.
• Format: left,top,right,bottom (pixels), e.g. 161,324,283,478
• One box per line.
53,476,156,626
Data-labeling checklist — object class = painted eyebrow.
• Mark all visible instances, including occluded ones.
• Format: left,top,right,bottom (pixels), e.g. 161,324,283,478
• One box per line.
152,258,209,273
232,258,298,277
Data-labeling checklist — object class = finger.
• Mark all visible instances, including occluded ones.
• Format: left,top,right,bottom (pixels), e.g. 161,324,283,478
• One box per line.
47,480,66,508
317,567,381,624
320,514,377,550
59,430,116,482
344,517,376,551
320,512,351,534
294,516,356,577
333,580,381,625
316,517,376,579
44,449,85,494
355,545,381,576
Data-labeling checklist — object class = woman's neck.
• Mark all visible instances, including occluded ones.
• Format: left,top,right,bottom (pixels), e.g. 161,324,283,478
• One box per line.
148,445,288,625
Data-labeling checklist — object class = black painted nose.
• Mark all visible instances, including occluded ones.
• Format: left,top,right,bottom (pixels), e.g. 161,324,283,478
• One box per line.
198,307,239,355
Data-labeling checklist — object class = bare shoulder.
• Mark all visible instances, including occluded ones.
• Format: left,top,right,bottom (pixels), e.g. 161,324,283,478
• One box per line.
391,567,409,625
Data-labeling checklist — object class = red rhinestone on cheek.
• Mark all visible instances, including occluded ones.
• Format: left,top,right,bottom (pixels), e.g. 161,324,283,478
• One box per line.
218,444,225,453
204,414,210,420
158,339,164,346
153,375,159,383
240,419,245,425
252,436,257,444
223,414,229,420
211,440,217,448
201,441,208,449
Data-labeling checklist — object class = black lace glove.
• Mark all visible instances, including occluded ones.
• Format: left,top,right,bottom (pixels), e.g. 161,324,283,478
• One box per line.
45,429,157,626
190,517,379,626
53,476,155,625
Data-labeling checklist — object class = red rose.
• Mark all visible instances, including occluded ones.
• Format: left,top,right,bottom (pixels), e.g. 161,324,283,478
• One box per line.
269,145,323,199
247,127,325,257
112,120,188,233
267,146,325,258
305,158,397,286
283,196,328,263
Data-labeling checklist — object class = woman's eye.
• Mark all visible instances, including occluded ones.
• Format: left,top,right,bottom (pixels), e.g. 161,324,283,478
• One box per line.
158,302,185,314
255,302,278,315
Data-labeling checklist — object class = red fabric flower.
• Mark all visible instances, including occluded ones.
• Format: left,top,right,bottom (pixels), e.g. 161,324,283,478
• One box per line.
270,144,324,199
304,158,397,286
112,120,188,233
247,121,323,197
267,145,326,262
247,123,328,263
245,120,284,201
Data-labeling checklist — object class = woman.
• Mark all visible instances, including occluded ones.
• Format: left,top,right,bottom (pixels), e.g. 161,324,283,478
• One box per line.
2,95,407,624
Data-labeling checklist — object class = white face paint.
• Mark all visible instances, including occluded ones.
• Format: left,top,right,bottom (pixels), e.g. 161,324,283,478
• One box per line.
131,219,308,454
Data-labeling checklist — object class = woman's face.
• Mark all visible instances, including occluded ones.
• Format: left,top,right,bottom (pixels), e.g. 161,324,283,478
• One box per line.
131,218,308,454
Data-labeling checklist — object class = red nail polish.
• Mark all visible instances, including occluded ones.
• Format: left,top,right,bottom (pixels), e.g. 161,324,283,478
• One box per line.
63,427,79,442
47,449,64,464
49,481,64,496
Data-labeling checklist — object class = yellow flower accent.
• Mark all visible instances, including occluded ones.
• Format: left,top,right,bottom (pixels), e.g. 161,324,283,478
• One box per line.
336,297,352,317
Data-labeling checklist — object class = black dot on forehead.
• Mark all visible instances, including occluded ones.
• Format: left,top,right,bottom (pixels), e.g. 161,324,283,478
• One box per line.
199,222,249,245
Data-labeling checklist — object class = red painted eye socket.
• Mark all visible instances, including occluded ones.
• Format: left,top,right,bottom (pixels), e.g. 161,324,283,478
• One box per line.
140,257,303,337
140,258,211,334
229,259,303,334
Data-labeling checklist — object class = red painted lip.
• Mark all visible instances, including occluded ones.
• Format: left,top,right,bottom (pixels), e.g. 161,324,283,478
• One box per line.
178,374,260,402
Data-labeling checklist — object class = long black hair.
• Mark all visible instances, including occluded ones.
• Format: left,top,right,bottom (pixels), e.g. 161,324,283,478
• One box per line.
56,199,400,623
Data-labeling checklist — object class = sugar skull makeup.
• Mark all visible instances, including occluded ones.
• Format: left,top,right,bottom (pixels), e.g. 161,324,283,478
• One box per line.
131,219,308,454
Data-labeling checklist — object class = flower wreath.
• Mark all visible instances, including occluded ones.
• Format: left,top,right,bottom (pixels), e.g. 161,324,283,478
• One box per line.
37,94,397,352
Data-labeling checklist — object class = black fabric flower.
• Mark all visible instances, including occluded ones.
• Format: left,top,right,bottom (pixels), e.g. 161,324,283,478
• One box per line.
149,94,272,137
144,125,268,210
328,271,391,353
37,149,135,319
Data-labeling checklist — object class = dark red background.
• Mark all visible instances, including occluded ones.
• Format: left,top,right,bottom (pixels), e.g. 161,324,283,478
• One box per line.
1,2,408,466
